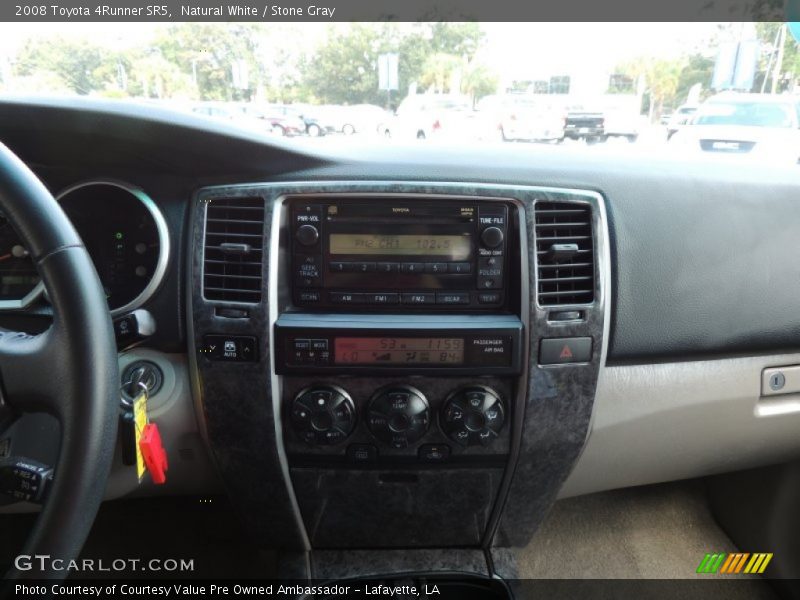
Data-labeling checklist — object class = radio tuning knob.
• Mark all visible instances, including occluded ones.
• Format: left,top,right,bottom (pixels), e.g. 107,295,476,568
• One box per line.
481,226,504,249
296,224,319,246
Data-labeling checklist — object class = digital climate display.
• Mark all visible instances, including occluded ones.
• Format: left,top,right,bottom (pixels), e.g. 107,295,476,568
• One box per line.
328,234,471,258
334,337,464,365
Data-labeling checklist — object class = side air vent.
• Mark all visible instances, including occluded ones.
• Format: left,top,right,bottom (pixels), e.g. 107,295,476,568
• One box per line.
535,201,595,306
203,197,265,303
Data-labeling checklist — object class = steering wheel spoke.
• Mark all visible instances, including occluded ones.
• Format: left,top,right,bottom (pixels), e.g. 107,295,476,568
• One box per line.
0,328,61,416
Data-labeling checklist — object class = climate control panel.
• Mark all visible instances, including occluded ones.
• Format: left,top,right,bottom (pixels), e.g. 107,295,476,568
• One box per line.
284,380,510,463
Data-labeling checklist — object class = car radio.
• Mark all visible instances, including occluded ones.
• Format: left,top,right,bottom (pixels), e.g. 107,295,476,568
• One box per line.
289,196,511,310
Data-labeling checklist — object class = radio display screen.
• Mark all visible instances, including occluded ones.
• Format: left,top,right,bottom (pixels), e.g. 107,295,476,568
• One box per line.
329,234,471,258
334,337,464,365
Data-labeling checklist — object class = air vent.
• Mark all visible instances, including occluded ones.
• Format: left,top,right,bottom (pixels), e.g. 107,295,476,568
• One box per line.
203,197,265,303
535,201,595,306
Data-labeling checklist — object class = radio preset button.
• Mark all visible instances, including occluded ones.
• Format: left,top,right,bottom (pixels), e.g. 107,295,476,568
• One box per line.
330,292,364,304
402,293,435,305
354,262,376,273
448,262,472,274
401,262,425,274
377,262,400,273
330,262,348,273
295,224,320,246
436,292,470,305
425,262,448,274
366,293,400,305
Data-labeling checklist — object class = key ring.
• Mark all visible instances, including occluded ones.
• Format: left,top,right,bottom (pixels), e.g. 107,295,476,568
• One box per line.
120,380,148,409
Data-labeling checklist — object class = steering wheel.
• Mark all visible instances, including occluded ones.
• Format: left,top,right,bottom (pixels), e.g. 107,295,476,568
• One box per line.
0,142,118,579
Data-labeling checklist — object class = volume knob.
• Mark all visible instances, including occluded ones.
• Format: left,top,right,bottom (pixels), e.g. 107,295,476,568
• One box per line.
480,226,504,249
296,224,319,246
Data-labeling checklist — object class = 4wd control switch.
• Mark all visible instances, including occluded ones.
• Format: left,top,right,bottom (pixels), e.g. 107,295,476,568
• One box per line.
291,386,355,445
367,386,430,448
441,386,505,447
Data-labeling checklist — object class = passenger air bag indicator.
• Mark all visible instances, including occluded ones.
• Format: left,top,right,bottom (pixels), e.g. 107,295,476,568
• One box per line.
465,336,512,367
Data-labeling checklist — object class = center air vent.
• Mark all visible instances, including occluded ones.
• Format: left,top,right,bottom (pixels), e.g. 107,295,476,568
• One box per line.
535,201,595,306
203,197,265,303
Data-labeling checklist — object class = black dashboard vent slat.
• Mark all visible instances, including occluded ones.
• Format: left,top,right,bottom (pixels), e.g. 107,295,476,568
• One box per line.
535,201,595,306
203,197,265,303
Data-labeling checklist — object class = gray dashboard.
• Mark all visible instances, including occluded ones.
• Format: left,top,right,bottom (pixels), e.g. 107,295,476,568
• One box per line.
2,98,799,363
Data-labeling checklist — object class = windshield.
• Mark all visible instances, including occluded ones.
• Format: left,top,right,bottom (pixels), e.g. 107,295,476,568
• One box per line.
695,101,795,127
1,22,799,162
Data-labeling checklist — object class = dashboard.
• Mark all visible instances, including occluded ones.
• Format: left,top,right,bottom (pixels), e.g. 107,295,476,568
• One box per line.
0,98,799,559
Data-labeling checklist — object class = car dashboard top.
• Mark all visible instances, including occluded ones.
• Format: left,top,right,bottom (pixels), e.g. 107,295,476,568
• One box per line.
0,97,798,362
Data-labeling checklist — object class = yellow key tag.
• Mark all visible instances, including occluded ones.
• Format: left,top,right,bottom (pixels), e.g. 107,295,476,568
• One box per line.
132,390,148,481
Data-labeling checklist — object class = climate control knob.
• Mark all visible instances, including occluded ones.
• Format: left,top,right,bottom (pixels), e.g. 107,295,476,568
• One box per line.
367,386,430,448
441,386,505,447
291,386,355,445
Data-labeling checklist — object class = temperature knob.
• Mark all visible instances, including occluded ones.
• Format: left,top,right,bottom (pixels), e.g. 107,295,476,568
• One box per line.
367,386,430,448
291,386,355,445
440,386,505,447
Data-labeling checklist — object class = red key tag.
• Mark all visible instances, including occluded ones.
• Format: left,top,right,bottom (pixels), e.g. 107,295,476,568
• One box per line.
139,423,168,484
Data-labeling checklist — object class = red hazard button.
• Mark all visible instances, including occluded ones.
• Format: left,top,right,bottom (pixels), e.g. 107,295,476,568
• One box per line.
539,337,593,365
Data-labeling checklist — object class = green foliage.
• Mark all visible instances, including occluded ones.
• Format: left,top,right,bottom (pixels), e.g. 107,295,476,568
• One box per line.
14,36,121,95
8,23,495,107
302,23,489,106
755,23,800,91
462,61,499,105
154,24,265,101
674,53,714,106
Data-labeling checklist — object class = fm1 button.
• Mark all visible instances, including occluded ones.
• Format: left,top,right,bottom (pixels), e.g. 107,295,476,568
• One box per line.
539,337,592,365
418,444,450,463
